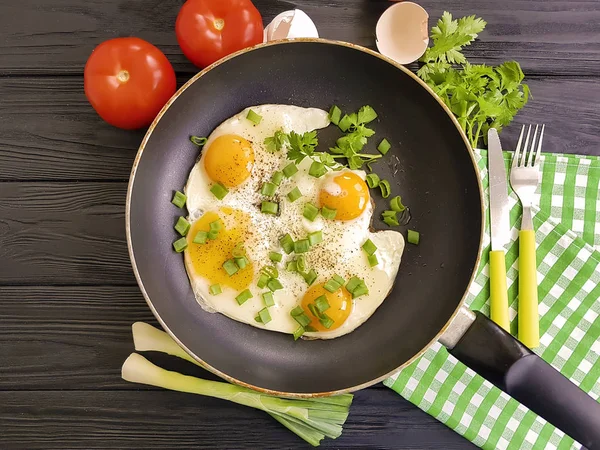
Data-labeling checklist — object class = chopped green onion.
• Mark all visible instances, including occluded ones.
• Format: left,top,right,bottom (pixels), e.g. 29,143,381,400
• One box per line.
338,114,352,132
314,295,330,313
257,273,269,289
307,303,319,318
329,105,342,125
172,191,187,208
324,279,342,293
246,109,262,124
333,274,345,285
320,206,337,220
379,179,391,198
232,242,245,257
283,163,298,178
236,289,253,305
287,186,302,202
390,196,406,212
271,171,284,186
303,203,319,221
261,182,277,197
261,201,279,215
296,255,306,272
267,278,283,292
366,173,380,188
209,220,222,232
286,260,297,272
308,231,323,246
190,136,207,146
209,284,222,295
261,266,279,279
174,217,191,236
234,256,248,269
345,276,363,294
223,259,239,276
290,306,304,317
207,230,219,240
308,161,327,178
293,325,305,340
319,313,334,329
262,291,275,307
345,276,369,298
279,234,294,254
293,312,312,328
351,284,369,298
193,231,208,244
382,210,399,226
294,239,310,254
367,254,379,267
362,239,377,256
172,237,188,253
210,182,229,200
305,325,317,332
303,269,318,286
258,307,272,324
408,229,420,245
269,251,283,263
377,138,391,155
255,314,263,323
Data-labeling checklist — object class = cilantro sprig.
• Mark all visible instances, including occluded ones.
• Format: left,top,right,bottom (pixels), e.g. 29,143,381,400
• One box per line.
264,130,288,153
329,106,382,170
417,12,529,148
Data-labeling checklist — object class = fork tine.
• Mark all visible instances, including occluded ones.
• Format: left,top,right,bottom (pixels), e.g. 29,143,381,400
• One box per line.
512,124,525,169
527,125,539,167
520,125,532,166
534,124,545,166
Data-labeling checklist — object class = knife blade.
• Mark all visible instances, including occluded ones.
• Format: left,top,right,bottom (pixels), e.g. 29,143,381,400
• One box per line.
488,128,510,251
487,128,510,331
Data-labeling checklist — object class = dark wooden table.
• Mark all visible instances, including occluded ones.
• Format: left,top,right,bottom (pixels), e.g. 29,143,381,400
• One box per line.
1,0,599,448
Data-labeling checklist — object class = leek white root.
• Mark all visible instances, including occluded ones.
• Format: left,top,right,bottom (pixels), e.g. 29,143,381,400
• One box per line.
123,322,354,446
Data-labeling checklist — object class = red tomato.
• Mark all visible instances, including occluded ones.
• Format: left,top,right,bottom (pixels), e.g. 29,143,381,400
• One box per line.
84,37,176,130
176,0,264,68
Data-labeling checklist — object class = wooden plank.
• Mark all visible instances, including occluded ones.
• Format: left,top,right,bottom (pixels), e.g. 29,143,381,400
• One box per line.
0,286,152,390
0,0,598,76
0,182,134,284
1,75,599,182
0,389,475,449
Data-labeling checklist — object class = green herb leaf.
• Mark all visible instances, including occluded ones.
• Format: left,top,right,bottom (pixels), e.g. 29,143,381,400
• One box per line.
264,130,288,153
287,130,318,164
417,12,528,148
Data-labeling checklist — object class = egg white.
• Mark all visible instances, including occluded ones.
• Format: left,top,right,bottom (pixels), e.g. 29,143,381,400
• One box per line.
184,104,405,339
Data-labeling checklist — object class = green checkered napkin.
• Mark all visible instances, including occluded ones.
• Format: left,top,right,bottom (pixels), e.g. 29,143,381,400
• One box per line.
384,149,600,450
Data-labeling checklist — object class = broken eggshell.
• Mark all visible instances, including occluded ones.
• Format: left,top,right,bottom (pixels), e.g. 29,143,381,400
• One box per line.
263,9,319,42
376,2,429,65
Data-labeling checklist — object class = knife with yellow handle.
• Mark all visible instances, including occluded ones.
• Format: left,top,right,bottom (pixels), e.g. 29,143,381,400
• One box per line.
488,129,510,331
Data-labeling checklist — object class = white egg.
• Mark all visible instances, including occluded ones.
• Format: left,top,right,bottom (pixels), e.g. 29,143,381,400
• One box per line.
182,104,405,340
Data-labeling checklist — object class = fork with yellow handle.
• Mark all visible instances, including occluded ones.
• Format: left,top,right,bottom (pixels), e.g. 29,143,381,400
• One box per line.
510,124,545,348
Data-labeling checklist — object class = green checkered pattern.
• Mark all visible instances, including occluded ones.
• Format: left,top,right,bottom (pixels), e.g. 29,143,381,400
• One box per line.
384,149,600,450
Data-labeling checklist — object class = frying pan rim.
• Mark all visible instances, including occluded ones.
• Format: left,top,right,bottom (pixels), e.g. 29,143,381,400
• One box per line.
125,38,485,398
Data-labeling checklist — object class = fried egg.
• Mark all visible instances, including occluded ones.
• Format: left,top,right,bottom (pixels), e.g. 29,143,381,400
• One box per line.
183,104,405,339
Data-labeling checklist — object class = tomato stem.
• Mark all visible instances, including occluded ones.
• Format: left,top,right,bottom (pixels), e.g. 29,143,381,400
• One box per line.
213,18,225,31
116,70,130,84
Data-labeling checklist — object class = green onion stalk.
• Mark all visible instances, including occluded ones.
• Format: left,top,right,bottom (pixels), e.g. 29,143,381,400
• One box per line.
122,322,353,446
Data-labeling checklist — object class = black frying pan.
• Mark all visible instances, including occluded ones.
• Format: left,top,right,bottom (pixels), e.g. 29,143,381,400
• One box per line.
126,40,600,448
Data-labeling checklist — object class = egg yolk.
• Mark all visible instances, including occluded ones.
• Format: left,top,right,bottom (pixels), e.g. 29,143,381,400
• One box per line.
300,283,353,332
186,210,253,291
203,134,255,187
319,172,370,221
